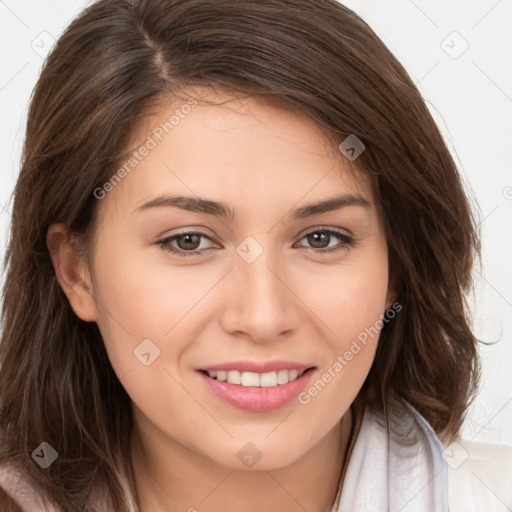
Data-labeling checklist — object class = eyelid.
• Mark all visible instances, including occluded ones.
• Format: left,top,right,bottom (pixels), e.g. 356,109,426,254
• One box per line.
299,225,354,239
155,225,217,240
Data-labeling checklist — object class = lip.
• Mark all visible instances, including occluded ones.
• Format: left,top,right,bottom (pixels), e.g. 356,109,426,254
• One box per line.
196,366,316,412
198,360,313,373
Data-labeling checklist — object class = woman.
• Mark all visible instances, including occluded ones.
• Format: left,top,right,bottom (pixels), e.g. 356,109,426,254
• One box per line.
0,0,510,511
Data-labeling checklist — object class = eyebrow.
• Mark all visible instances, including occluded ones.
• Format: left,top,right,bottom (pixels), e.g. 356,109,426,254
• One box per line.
133,193,371,220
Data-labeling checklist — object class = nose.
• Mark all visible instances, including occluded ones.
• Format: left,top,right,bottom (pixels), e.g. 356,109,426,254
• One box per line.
219,243,301,343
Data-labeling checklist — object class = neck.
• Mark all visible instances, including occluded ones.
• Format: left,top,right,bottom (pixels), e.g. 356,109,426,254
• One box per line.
131,408,353,512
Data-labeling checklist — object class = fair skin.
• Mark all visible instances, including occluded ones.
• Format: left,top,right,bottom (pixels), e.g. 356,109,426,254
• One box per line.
48,90,393,512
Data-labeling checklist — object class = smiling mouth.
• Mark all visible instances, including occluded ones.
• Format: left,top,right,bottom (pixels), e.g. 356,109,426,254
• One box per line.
198,367,316,387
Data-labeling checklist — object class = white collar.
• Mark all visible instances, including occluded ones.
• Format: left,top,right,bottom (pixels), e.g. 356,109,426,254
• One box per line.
331,397,449,512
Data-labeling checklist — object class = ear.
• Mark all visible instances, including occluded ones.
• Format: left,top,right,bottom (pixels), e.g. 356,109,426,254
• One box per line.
385,290,398,312
47,223,99,322
384,272,399,311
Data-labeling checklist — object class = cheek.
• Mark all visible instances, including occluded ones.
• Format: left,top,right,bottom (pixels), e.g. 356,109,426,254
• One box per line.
294,250,388,400
90,240,221,380
298,255,389,343
89,253,198,419
295,272,386,424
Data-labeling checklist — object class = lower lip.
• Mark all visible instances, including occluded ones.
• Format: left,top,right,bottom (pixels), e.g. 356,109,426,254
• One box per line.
196,369,315,412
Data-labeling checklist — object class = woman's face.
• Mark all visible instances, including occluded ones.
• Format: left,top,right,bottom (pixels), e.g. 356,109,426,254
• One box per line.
79,91,392,470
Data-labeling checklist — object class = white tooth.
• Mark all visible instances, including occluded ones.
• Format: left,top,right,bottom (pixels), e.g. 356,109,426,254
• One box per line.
227,370,242,385
241,371,260,387
260,371,278,387
288,369,299,381
209,369,306,387
277,369,289,385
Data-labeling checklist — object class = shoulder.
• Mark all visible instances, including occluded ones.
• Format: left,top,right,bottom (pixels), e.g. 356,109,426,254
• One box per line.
444,438,512,512
0,460,130,512
0,461,127,512
0,462,56,512
387,398,512,511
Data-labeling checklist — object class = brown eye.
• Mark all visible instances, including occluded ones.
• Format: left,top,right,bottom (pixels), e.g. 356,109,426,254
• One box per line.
297,229,355,254
175,233,202,251
306,231,330,249
157,232,218,256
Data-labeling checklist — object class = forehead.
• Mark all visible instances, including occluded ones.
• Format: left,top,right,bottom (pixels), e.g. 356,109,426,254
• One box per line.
100,90,374,219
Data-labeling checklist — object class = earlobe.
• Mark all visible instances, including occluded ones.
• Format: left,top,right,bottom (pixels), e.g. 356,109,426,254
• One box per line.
385,279,399,311
385,291,397,311
47,223,99,322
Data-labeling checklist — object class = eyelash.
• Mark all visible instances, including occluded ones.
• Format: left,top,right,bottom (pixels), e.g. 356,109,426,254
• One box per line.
156,228,355,257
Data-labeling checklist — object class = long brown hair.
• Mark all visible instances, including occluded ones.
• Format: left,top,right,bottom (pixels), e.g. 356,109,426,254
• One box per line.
0,0,481,510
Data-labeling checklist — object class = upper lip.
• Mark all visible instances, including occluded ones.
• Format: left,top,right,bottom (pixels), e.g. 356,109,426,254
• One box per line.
198,360,315,373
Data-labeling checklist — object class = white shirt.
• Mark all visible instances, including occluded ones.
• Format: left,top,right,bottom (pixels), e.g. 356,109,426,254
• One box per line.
331,398,512,512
